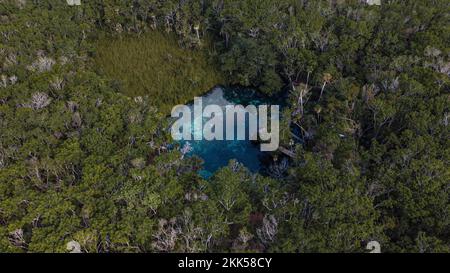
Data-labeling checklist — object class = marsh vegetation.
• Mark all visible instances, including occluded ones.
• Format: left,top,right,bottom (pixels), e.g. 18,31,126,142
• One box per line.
95,32,224,112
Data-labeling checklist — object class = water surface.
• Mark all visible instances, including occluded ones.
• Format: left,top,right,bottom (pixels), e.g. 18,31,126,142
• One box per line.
177,86,272,178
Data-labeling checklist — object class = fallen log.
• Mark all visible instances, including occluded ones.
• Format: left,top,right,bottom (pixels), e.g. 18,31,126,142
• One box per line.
278,146,296,158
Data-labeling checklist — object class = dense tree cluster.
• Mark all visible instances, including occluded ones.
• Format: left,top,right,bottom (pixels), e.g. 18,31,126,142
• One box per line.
0,0,448,252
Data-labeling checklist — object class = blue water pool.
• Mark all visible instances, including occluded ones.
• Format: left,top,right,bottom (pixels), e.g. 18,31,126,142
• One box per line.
175,86,273,178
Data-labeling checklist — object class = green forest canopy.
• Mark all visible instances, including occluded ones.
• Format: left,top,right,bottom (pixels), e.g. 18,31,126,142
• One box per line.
0,0,448,253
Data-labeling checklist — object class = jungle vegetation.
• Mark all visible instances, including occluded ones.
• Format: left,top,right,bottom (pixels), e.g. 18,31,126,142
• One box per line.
0,0,449,253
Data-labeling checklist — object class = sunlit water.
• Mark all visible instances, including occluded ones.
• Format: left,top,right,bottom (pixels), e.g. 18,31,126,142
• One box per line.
175,86,274,178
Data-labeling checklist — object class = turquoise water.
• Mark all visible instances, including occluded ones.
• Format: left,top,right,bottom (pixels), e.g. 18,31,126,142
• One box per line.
176,86,272,178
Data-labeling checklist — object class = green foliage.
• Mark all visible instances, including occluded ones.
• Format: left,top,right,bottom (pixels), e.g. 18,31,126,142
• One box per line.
0,0,448,253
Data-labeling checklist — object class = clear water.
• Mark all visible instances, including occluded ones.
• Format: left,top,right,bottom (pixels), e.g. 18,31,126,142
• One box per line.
176,86,272,178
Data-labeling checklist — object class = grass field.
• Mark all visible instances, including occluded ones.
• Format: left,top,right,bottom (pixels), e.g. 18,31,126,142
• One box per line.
94,32,224,113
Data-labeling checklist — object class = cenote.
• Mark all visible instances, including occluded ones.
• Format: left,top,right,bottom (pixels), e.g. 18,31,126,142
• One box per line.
175,86,284,178
95,34,286,178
